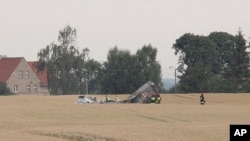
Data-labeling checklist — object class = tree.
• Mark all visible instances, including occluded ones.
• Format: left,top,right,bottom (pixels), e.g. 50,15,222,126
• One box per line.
226,30,249,90
135,44,162,89
173,31,250,93
37,25,90,94
84,59,102,94
99,45,162,94
208,31,250,92
173,33,219,92
208,32,236,75
99,47,137,94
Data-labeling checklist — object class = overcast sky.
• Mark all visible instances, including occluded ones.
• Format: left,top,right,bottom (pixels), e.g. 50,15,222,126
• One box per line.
1,0,250,78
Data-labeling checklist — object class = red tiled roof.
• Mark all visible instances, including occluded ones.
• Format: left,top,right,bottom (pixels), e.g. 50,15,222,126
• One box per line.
0,57,22,82
27,61,48,86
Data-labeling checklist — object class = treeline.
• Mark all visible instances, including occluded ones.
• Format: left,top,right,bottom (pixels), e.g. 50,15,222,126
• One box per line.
37,26,162,95
173,31,250,93
37,25,250,95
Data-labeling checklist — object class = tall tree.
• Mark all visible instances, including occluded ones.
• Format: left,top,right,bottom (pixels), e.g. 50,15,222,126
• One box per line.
173,33,218,92
135,44,162,88
37,25,90,94
209,31,250,90
99,47,137,94
174,31,250,93
208,32,236,76
84,59,102,94
226,30,249,89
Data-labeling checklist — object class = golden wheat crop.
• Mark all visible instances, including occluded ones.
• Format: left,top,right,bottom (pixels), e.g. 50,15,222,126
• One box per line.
0,93,249,141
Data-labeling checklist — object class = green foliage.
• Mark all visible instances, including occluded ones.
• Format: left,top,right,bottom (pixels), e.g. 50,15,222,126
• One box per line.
37,26,162,94
37,25,93,94
98,45,162,94
84,59,102,94
38,25,250,94
206,77,237,93
173,30,250,93
208,32,236,75
99,46,139,94
209,31,250,89
173,33,218,92
135,45,162,87
0,82,11,95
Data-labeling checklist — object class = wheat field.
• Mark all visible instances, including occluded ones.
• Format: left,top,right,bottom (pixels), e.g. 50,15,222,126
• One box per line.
0,94,249,141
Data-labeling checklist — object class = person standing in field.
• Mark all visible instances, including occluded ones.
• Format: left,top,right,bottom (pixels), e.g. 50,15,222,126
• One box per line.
200,93,206,105
155,94,161,104
150,82,161,104
150,94,156,103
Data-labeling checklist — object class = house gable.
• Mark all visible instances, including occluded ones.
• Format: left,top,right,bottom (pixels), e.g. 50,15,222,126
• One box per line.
0,57,42,94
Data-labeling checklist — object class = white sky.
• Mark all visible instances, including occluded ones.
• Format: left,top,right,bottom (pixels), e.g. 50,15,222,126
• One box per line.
1,0,250,78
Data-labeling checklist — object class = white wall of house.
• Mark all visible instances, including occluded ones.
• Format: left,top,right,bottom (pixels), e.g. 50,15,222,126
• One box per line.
6,58,41,94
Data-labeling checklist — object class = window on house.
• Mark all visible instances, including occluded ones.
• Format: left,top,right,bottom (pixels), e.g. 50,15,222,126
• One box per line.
26,85,31,93
19,71,23,78
33,85,38,92
14,85,18,93
25,71,30,78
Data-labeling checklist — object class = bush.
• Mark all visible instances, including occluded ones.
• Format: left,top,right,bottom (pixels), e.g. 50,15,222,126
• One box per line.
0,82,11,95
207,77,238,93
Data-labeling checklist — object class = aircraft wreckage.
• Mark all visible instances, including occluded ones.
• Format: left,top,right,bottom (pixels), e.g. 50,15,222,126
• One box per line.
75,81,161,104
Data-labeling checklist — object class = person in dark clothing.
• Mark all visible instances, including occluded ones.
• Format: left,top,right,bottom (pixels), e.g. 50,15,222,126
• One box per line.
200,93,206,105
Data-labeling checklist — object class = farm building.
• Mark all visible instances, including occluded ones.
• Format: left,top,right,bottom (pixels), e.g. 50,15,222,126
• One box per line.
0,56,48,94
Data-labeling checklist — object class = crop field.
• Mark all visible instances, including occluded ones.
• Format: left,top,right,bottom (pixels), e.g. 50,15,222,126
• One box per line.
0,94,250,141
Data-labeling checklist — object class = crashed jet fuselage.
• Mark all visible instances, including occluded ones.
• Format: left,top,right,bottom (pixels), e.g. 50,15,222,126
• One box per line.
124,81,161,104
